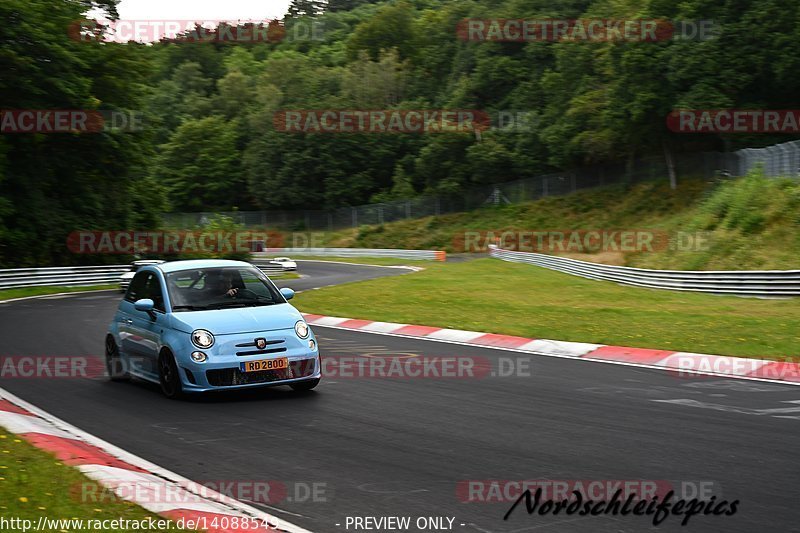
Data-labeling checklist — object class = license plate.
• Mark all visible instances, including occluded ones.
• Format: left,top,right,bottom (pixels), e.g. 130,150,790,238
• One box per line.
240,357,288,372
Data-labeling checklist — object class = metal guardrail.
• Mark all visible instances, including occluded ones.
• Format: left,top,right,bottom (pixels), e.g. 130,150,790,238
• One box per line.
489,245,800,298
253,248,446,261
0,265,130,290
0,262,288,291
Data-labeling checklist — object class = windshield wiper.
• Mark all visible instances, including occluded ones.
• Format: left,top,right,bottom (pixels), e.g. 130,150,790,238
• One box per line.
208,301,249,309
209,300,278,309
171,304,209,311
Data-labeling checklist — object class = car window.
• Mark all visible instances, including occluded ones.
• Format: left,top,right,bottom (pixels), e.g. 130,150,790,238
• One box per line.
124,271,149,303
166,266,285,311
144,273,166,312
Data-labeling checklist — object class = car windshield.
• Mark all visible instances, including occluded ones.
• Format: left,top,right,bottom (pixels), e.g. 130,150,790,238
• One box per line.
166,266,285,312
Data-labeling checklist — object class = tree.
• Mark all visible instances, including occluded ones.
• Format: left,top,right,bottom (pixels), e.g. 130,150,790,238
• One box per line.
0,0,157,267
347,1,417,60
288,0,326,18
157,117,245,211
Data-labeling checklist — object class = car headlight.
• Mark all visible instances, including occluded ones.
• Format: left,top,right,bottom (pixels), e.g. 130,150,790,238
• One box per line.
295,321,309,339
191,329,215,349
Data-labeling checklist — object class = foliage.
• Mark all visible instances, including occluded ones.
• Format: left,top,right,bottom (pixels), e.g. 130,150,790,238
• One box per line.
2,0,800,267
333,172,800,271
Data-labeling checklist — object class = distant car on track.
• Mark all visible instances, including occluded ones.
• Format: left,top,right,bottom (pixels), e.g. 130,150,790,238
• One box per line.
119,260,165,292
106,259,321,398
272,257,297,270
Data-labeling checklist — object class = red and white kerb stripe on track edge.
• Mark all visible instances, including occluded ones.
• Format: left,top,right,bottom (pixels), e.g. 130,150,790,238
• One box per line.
303,314,800,385
0,389,311,533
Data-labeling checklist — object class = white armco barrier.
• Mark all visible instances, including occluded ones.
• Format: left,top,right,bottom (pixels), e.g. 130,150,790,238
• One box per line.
253,248,446,261
0,262,287,291
489,245,800,298
0,265,130,290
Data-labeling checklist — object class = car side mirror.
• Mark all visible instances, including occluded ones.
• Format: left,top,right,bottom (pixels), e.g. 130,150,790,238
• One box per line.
280,288,295,301
134,298,155,312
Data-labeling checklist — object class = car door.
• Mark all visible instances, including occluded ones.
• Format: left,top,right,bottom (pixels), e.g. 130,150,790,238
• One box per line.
126,271,169,379
118,270,150,377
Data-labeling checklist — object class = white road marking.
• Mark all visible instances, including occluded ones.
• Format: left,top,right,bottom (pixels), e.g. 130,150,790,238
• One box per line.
653,398,800,417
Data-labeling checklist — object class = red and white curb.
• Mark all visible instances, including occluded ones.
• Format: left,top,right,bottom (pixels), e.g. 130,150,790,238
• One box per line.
303,314,800,385
0,388,310,533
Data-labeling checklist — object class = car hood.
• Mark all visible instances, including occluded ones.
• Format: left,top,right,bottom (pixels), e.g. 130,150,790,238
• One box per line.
169,304,304,335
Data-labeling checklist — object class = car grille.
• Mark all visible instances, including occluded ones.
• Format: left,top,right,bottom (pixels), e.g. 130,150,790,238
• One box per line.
206,358,316,387
235,339,287,357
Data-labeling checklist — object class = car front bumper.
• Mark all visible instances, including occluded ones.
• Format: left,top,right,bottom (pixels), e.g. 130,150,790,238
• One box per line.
174,328,320,392
178,355,321,392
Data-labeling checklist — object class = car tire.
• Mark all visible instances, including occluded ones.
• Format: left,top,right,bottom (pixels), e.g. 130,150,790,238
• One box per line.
105,335,129,382
290,378,320,392
158,350,184,400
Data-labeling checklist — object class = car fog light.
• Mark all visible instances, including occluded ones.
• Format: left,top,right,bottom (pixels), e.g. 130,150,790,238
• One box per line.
191,351,208,363
308,339,316,351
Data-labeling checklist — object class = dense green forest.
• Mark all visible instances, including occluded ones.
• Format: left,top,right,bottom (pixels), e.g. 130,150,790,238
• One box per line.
1,0,800,266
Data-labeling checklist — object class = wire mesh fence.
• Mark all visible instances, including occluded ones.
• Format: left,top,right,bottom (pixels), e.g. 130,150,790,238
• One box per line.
162,141,800,231
716,140,800,177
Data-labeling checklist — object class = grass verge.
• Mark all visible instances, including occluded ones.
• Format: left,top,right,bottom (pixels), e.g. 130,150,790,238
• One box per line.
294,256,432,267
0,285,116,302
0,429,184,531
294,258,800,360
324,174,800,271
267,272,302,280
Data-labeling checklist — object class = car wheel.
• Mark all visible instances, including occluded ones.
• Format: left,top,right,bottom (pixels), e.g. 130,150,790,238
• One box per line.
290,378,320,392
105,336,129,382
158,350,184,399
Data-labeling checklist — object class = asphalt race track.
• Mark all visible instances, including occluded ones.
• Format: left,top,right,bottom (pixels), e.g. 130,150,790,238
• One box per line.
1,260,799,532
272,260,419,292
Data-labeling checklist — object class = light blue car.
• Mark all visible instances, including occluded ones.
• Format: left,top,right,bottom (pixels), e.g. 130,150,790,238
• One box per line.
105,259,321,399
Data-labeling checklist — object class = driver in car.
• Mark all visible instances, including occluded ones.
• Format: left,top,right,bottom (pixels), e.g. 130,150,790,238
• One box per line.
206,270,239,297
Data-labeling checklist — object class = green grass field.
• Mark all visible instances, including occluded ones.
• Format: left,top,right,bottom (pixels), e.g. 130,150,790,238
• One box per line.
295,256,432,266
0,430,184,532
267,271,301,280
294,258,800,360
0,285,116,302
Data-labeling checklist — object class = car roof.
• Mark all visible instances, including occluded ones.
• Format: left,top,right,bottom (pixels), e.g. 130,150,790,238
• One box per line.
132,259,165,265
155,259,254,274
